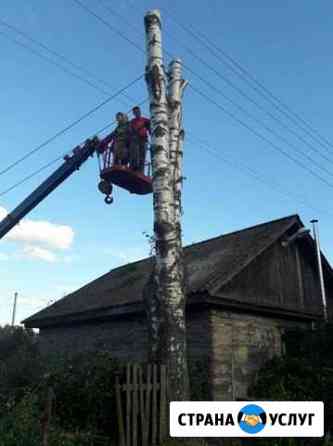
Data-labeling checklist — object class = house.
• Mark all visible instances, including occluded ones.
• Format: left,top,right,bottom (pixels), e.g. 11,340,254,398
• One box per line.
23,215,333,400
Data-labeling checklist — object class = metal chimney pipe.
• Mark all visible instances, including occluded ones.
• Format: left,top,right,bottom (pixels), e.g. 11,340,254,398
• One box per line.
310,219,328,322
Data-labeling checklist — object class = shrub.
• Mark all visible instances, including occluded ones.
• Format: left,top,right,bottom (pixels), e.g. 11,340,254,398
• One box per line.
0,325,43,416
0,389,111,446
43,351,122,437
250,324,333,437
0,390,41,446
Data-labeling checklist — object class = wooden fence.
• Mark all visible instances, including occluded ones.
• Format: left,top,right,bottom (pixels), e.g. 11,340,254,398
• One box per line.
115,363,168,446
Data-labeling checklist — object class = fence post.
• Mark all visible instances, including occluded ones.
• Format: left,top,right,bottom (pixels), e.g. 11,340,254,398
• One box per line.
115,372,126,446
138,366,147,446
159,365,167,443
116,363,168,446
126,364,131,446
132,364,138,446
41,386,54,446
144,364,152,446
152,364,158,445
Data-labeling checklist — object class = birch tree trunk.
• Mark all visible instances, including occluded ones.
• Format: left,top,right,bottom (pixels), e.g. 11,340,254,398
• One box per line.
167,59,189,398
144,10,189,401
168,59,188,264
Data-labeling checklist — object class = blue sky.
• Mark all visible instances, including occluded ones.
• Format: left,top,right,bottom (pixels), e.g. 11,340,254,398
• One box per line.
0,0,332,325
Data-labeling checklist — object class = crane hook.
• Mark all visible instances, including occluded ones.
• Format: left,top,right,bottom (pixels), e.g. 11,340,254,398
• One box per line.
105,195,114,204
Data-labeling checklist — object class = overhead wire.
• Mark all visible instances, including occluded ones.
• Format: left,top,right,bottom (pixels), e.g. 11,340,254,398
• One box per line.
0,157,63,197
72,0,145,55
67,1,333,216
98,1,333,163
182,45,333,166
187,132,333,218
165,11,333,154
190,84,333,189
99,0,333,169
99,1,333,163
0,30,129,107
182,65,333,180
75,1,333,188
0,73,144,176
0,97,148,197
2,1,331,220
0,17,137,104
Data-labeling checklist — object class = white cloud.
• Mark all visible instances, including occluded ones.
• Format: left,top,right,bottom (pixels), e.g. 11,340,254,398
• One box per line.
22,245,57,263
0,207,74,250
63,255,77,264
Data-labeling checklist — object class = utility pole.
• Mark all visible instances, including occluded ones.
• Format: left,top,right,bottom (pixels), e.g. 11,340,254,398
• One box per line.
11,291,18,326
310,219,328,322
144,10,189,401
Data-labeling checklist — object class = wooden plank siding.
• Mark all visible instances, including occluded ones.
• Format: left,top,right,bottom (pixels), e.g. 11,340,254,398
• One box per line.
216,239,324,315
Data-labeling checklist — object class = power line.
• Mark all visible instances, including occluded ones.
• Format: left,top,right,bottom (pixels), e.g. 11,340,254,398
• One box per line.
183,66,333,180
101,0,332,165
0,97,148,197
14,10,330,184
166,13,333,154
0,157,63,197
65,2,333,197
0,18,137,104
0,73,144,176
96,0,143,33
72,0,145,55
97,2,333,168
2,114,330,220
182,45,333,166
187,132,333,218
86,4,333,182
0,30,130,108
190,84,333,189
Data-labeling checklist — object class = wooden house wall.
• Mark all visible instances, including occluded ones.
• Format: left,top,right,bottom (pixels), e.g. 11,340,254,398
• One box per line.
208,309,310,401
217,240,323,315
38,308,211,363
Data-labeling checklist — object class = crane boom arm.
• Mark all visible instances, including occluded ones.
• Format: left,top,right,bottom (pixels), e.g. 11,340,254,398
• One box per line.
0,139,98,240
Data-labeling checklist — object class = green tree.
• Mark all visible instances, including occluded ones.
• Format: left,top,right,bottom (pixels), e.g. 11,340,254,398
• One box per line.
0,325,42,414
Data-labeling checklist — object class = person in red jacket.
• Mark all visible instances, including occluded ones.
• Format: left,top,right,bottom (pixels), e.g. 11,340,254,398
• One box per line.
129,106,150,173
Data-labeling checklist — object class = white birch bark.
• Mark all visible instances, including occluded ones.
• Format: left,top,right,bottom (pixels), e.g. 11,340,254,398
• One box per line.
167,59,189,398
168,59,188,237
144,10,189,400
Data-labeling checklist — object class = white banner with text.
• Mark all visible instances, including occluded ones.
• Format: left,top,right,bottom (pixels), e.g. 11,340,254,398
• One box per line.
170,401,324,437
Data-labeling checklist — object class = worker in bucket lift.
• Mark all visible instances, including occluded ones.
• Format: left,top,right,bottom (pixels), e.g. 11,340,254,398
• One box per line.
98,112,130,166
112,112,130,166
129,106,150,173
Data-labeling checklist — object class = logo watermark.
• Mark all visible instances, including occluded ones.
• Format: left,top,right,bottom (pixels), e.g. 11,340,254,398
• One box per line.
170,401,324,437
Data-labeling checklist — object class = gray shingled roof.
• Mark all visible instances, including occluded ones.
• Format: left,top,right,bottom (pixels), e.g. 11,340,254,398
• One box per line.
24,214,310,326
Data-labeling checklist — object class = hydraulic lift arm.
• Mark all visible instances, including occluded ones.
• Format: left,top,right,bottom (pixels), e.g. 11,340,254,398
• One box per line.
0,138,99,240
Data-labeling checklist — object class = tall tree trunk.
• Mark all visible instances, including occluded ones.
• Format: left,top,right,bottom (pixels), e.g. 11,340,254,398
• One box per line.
144,10,189,401
167,59,189,399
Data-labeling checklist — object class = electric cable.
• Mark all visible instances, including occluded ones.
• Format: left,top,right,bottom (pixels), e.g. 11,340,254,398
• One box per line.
190,84,333,189
0,73,144,176
0,97,148,196
0,18,137,104
187,132,333,218
0,30,129,107
165,11,333,153
83,2,333,182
